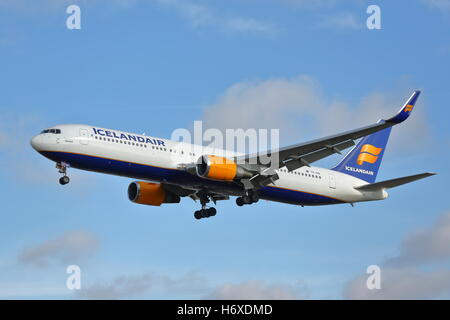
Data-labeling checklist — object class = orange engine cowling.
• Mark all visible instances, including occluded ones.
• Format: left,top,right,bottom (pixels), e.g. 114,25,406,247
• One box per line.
128,181,180,206
196,155,252,181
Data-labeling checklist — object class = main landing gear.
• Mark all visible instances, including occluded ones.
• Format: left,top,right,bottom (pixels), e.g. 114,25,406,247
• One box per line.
56,162,70,185
236,191,259,206
194,192,217,220
194,207,217,220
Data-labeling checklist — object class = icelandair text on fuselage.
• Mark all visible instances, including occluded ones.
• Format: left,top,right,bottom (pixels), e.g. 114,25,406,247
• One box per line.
92,128,165,146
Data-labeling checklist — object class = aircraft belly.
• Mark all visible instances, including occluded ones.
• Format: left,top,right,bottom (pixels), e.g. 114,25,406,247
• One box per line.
40,144,353,205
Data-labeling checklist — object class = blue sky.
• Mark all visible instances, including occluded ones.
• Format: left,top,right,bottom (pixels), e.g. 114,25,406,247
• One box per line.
0,0,449,299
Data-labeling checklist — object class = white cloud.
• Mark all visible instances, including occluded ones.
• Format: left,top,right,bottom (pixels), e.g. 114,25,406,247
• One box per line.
224,17,277,35
315,12,363,30
281,0,338,8
0,0,277,36
385,211,450,267
0,0,136,10
156,0,278,36
344,267,450,299
206,280,308,300
202,75,322,134
18,230,99,267
201,76,430,154
78,271,207,299
422,0,450,11
0,283,69,298
78,274,153,299
344,211,450,299
76,271,308,299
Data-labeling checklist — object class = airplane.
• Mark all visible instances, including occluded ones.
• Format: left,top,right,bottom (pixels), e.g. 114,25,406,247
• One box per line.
30,90,435,220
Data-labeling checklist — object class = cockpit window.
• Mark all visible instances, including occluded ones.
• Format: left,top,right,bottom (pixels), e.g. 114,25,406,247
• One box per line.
40,129,61,134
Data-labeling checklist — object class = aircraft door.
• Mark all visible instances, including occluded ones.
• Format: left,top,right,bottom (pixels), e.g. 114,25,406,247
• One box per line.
329,174,336,189
79,128,89,145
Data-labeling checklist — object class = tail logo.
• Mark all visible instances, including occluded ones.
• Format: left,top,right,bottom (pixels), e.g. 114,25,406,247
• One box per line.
356,144,383,166
404,104,414,112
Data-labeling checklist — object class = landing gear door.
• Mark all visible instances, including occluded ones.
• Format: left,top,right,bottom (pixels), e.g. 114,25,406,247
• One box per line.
329,174,336,189
79,128,88,145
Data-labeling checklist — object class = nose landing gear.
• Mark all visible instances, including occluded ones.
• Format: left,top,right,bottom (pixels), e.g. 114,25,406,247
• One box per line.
56,162,70,185
59,176,70,185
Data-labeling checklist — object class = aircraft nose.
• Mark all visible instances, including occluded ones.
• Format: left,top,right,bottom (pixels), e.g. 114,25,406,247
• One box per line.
30,135,42,151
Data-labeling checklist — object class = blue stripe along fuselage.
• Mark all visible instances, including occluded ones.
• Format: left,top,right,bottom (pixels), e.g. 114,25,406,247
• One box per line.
39,151,343,206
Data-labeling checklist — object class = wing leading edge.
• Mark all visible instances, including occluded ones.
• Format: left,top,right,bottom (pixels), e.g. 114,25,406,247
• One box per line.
238,90,421,169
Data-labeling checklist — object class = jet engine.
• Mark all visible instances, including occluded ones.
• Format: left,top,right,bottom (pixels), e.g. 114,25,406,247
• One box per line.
128,181,180,206
196,155,252,181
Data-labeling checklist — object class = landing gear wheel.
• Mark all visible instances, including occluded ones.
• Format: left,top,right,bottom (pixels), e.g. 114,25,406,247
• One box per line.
194,207,217,220
207,207,217,216
236,197,244,206
59,176,70,185
56,162,70,186
242,195,252,204
194,192,218,220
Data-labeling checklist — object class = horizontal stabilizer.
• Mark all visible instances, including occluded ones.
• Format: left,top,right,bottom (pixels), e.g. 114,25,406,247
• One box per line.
354,172,436,191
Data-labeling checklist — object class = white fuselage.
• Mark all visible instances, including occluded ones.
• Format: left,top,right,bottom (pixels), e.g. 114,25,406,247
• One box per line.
31,124,388,206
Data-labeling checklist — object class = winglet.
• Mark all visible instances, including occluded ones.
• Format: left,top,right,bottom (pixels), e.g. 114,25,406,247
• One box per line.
385,90,421,124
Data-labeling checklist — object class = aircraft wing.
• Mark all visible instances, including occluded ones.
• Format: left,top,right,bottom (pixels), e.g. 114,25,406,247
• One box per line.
237,91,421,171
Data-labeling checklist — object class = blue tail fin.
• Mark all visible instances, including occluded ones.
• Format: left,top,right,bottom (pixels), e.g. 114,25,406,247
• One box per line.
331,90,421,183
331,126,391,183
